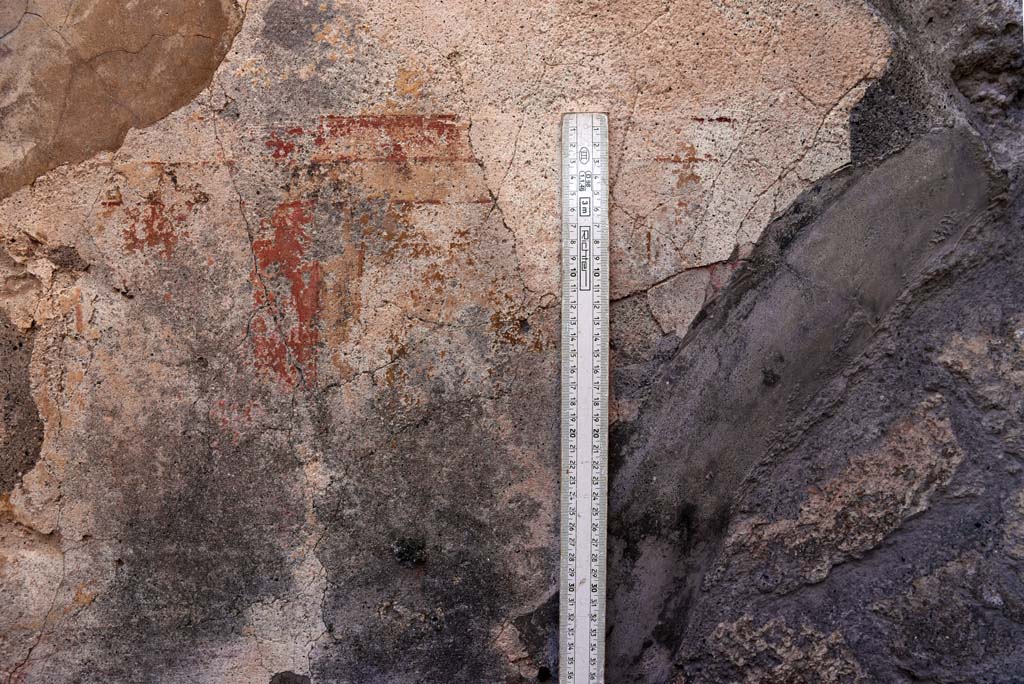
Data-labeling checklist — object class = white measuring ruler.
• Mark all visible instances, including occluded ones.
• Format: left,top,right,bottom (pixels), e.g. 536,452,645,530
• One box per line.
559,112,609,684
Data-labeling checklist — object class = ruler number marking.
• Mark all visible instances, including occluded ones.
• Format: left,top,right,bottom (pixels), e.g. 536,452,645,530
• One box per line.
560,113,608,684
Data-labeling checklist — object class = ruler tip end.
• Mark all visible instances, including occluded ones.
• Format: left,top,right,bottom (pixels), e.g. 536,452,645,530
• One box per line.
561,113,609,137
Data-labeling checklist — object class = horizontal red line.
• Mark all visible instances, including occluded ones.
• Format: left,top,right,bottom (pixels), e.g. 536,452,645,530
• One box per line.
389,198,492,205
309,156,476,163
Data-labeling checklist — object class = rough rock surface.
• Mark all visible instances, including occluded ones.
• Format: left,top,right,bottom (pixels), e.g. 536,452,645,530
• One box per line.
0,0,1020,683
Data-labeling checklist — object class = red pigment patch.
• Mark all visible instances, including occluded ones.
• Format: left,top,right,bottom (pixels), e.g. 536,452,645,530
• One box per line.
265,132,295,159
122,190,200,259
707,259,744,294
314,114,472,163
264,127,304,160
250,199,321,388
101,187,123,210
264,114,487,204
211,398,262,445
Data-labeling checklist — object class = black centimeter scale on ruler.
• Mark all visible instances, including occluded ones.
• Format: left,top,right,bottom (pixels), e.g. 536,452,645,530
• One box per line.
559,113,609,684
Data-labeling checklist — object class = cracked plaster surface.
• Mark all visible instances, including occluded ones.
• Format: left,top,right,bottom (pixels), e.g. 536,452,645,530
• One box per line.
0,0,895,681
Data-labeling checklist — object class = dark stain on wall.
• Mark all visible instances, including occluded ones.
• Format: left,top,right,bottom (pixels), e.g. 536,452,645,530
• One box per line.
0,312,41,495
607,0,1024,681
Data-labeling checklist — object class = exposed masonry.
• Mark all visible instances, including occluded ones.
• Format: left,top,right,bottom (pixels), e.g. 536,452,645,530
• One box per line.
0,0,241,199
